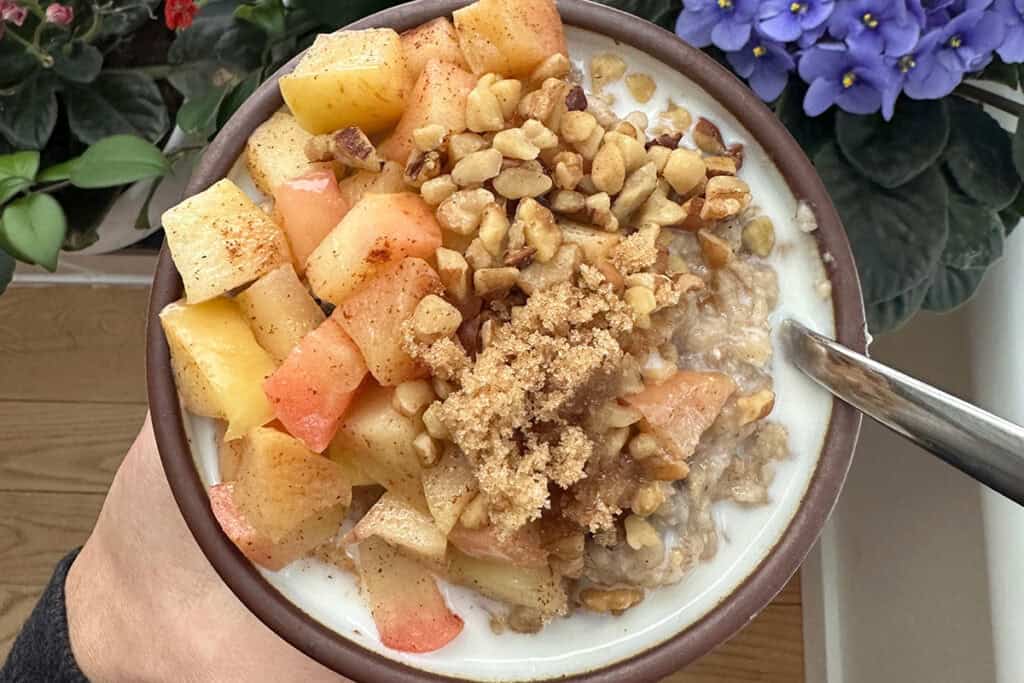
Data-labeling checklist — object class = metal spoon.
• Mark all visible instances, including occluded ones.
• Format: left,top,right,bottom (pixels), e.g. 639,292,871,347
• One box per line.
780,319,1024,506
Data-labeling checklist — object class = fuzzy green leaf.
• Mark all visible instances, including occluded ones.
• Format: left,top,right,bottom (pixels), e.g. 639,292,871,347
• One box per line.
1014,119,1024,180
0,194,67,272
0,151,40,205
866,281,930,334
836,98,949,189
922,264,986,313
53,43,104,84
976,56,1020,89
943,192,1004,271
176,90,226,138
816,143,948,305
216,71,262,130
66,72,169,145
0,76,58,149
596,0,681,29
999,188,1024,236
36,159,79,183
944,98,1021,210
70,136,170,189
236,0,287,35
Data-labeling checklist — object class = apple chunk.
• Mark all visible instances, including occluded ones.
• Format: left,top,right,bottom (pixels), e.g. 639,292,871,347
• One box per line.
359,536,463,653
351,491,447,562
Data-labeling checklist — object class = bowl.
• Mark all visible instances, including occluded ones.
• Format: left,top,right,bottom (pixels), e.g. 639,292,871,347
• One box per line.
147,1,867,680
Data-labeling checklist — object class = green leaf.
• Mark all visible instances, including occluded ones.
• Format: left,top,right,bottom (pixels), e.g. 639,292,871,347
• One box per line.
96,0,162,39
236,0,287,35
775,82,835,160
836,98,949,189
170,1,265,72
0,194,67,271
69,135,169,189
922,264,986,313
943,191,1004,271
815,143,949,305
999,188,1024,236
37,158,79,183
944,98,1021,210
134,178,162,231
595,0,681,29
176,90,226,138
0,150,40,204
0,247,14,295
0,76,58,149
65,72,170,145
976,55,1020,89
866,280,930,334
292,0,397,28
216,71,261,129
1014,119,1024,180
53,43,104,84
0,37,39,89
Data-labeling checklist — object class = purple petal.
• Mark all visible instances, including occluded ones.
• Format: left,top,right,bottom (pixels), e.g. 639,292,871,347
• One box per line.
804,78,844,115
837,83,882,114
711,19,753,51
904,58,960,98
797,21,829,47
749,65,790,100
880,19,921,55
675,8,717,47
759,12,803,41
804,0,836,29
964,10,1008,53
997,25,1024,61
798,44,851,81
727,48,757,78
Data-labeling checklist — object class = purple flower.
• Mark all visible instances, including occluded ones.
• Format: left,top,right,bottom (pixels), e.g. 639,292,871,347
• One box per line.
676,0,760,51
758,0,835,42
994,0,1024,62
728,37,796,100
883,30,953,110
799,43,894,117
933,8,1006,72
829,0,922,55
0,0,27,26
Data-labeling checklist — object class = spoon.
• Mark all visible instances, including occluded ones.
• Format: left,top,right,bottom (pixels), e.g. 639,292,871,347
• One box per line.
779,319,1024,506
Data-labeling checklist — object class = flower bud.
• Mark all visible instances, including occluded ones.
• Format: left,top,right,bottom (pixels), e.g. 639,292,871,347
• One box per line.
45,3,73,25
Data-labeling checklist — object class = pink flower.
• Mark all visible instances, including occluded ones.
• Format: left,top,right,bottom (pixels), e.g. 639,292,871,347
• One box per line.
45,2,73,25
1,1,28,26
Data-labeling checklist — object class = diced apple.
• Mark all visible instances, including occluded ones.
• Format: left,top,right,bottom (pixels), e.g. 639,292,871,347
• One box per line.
337,161,407,209
306,193,442,305
160,298,277,440
326,442,377,488
236,263,325,362
624,370,737,460
359,536,463,653
219,438,245,481
453,0,567,77
162,179,292,304
210,482,344,571
280,29,407,135
246,111,337,195
422,452,477,535
351,492,447,562
378,60,476,163
400,17,469,85
447,549,567,614
331,383,426,507
273,169,351,272
263,319,367,453
234,427,351,542
448,523,549,568
334,257,443,385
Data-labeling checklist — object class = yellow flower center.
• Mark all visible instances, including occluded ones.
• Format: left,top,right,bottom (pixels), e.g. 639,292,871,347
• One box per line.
842,72,857,88
949,35,963,48
753,45,767,58
790,1,806,12
718,0,732,8
899,55,917,73
862,12,879,28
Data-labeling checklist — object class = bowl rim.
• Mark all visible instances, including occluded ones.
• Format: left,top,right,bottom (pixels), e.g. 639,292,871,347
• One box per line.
146,1,867,680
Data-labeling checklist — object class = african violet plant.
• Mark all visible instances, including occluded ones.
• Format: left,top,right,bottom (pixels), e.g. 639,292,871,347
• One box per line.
0,0,397,293
672,0,1024,332
2,0,1021,334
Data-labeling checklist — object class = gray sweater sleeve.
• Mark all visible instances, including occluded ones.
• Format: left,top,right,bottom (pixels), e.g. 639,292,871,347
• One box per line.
1,549,89,682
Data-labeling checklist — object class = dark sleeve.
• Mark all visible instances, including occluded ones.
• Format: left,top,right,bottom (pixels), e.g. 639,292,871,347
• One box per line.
1,549,89,683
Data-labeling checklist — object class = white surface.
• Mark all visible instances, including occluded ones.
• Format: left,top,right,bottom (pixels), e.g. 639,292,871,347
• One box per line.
970,232,1024,683
183,26,839,681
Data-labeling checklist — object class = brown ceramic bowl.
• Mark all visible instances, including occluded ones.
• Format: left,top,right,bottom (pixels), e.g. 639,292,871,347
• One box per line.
147,1,867,680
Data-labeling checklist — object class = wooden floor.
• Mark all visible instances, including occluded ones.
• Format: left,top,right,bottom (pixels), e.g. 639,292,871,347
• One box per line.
0,285,803,681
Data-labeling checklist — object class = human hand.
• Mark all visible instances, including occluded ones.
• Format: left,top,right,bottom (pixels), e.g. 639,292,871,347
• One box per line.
65,414,351,682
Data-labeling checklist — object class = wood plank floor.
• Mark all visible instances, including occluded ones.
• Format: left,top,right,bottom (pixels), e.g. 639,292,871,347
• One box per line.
0,285,803,681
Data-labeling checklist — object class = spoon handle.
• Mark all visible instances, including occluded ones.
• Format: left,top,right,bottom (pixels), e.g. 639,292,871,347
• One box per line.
780,319,1024,506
